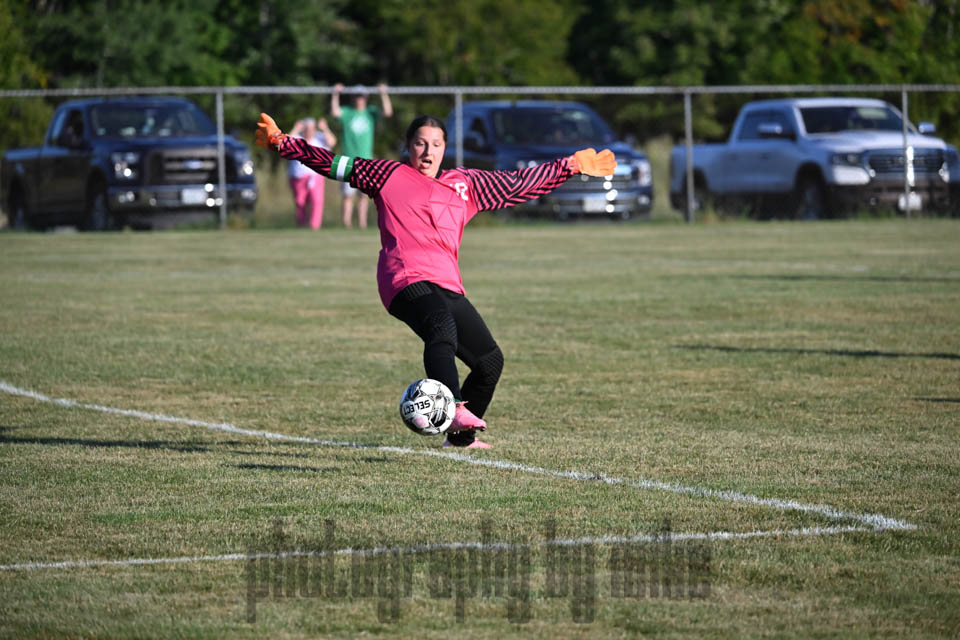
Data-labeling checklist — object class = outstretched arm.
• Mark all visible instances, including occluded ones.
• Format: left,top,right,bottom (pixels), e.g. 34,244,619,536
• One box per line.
462,148,617,211
256,113,398,197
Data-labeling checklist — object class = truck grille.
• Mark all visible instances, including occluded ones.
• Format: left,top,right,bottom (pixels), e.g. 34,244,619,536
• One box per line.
556,173,634,193
147,148,236,185
868,149,944,174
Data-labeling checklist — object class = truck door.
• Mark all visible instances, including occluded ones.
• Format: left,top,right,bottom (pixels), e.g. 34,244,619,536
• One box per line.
729,109,799,194
39,108,90,214
30,108,66,213
711,111,773,195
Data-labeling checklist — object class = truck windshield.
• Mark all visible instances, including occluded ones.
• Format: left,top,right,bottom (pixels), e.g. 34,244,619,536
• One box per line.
800,106,908,134
492,108,615,146
89,103,216,138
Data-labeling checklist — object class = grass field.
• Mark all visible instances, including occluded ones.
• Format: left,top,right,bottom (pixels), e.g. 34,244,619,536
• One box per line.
1,220,958,638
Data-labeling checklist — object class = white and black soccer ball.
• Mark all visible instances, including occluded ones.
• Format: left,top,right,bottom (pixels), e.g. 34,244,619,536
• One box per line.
399,378,456,436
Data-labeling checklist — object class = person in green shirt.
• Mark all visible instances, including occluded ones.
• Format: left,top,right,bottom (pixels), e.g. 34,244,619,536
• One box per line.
331,83,394,229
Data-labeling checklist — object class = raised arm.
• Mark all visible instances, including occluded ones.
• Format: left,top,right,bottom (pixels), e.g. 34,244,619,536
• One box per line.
256,113,399,197
462,148,616,211
378,83,393,118
318,118,337,148
330,83,343,119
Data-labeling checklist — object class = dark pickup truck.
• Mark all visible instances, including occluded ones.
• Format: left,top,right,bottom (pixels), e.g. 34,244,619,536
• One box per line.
444,100,653,220
2,97,258,230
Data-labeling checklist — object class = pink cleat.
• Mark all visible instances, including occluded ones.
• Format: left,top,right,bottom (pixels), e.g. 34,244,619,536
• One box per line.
449,401,486,432
442,438,491,449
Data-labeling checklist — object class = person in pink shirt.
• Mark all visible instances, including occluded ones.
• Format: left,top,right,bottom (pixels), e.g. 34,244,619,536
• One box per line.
287,117,336,229
257,112,616,448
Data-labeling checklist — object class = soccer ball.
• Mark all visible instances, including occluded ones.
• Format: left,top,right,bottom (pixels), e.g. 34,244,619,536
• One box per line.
399,378,456,436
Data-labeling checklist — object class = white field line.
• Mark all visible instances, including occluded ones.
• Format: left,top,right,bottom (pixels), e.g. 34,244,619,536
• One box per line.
1,525,873,572
0,381,917,572
0,381,916,531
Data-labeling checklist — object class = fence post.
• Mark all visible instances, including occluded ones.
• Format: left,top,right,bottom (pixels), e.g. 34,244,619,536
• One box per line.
901,86,911,219
455,90,464,169
684,89,695,224
216,89,227,229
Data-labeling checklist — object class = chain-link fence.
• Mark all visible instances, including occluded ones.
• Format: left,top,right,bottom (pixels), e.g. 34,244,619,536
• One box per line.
3,84,959,228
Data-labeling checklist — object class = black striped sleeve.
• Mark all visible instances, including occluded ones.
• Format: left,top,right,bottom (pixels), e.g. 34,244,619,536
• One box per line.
278,136,335,174
279,137,401,197
460,158,574,212
351,158,403,198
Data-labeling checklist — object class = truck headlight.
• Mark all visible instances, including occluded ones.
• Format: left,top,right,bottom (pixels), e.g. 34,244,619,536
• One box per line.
831,151,871,185
632,159,652,187
830,152,863,167
234,149,255,176
111,151,140,180
944,147,959,183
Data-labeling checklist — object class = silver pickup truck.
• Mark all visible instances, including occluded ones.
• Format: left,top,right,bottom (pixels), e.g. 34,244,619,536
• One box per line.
670,97,957,218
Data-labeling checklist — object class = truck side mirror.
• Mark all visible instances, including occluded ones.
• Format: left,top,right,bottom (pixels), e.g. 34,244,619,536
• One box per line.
918,122,936,135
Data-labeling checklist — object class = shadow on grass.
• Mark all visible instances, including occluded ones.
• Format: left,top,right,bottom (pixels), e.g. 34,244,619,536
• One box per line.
0,427,308,457
230,463,339,473
729,274,960,284
914,397,960,404
674,344,960,360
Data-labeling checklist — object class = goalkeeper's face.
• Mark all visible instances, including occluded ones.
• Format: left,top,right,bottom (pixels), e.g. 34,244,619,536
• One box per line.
407,126,446,178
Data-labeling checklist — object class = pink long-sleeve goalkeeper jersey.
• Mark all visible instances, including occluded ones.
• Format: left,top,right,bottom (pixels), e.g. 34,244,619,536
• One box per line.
278,136,575,309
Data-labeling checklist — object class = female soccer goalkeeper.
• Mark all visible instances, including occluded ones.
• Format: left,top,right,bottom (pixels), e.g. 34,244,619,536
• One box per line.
256,112,616,448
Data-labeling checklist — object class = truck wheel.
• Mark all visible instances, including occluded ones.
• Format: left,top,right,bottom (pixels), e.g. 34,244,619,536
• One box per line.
84,187,116,231
684,181,710,214
794,177,826,220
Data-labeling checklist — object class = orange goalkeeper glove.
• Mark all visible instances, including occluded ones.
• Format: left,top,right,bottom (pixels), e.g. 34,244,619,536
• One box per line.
255,112,287,149
569,148,617,176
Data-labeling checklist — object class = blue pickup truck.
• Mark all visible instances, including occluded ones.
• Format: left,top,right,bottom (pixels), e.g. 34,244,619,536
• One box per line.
2,97,258,230
670,97,956,218
444,101,653,220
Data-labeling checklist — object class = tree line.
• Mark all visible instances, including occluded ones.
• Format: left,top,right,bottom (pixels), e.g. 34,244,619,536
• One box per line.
3,0,959,155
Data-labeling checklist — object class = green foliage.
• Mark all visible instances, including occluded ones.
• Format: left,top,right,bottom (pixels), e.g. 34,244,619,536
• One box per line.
0,0,53,153
206,0,370,89
0,0,46,89
569,0,960,141
568,1,794,139
2,0,960,151
28,0,236,88
350,0,581,86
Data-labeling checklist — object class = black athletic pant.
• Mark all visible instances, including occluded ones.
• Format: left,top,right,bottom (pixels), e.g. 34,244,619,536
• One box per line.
389,281,504,443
